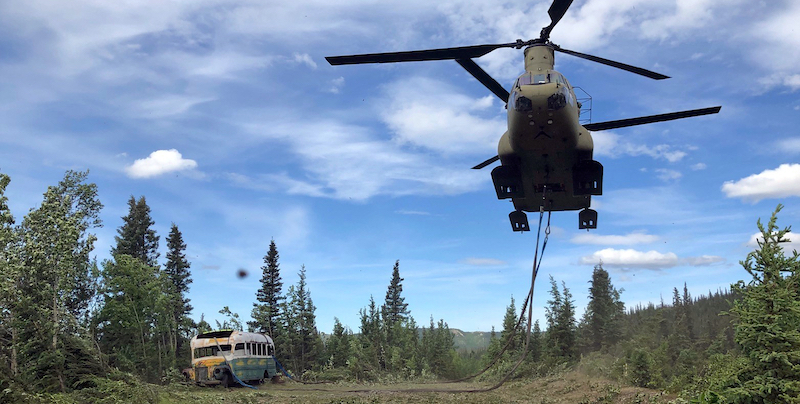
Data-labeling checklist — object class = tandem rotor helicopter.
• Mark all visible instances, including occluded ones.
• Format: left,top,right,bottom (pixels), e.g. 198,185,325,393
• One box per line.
326,0,720,232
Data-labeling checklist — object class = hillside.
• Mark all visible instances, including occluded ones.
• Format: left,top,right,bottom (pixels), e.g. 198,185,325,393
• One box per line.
450,329,492,351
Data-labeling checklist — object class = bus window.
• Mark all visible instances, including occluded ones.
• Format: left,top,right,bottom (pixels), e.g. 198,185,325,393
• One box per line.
268,344,274,356
246,343,251,354
234,343,245,356
220,345,231,352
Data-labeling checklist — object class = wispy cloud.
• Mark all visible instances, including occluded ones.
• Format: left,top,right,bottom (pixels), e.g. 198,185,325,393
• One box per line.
327,77,345,94
380,77,505,155
459,257,507,266
238,114,486,200
571,231,660,246
395,210,431,216
655,168,682,182
593,132,688,162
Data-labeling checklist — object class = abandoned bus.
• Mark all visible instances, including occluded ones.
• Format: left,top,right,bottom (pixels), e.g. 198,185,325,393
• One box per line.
184,329,278,387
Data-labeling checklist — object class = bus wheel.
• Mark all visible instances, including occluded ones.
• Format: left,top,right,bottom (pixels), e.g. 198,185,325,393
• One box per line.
220,371,231,388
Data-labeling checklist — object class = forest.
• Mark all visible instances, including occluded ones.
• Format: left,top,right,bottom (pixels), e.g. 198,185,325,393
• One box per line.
1,170,799,403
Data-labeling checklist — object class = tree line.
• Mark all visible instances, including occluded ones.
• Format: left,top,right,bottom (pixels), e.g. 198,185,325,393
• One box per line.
1,170,798,403
0,170,461,396
485,205,800,402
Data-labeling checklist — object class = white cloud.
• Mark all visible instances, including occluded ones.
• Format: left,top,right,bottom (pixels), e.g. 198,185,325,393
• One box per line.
125,149,198,179
459,257,507,266
292,53,317,69
238,114,486,200
579,249,724,270
656,168,682,182
571,231,660,245
380,77,505,155
691,163,707,170
592,132,687,162
776,138,800,154
722,164,800,202
327,77,345,94
134,95,215,118
580,248,679,270
681,255,725,266
395,210,431,216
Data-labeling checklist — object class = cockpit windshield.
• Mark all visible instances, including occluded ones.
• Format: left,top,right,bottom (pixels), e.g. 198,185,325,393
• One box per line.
516,72,569,87
518,73,549,86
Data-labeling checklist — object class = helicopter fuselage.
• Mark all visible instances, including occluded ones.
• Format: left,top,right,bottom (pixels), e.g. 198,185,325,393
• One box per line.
494,44,597,218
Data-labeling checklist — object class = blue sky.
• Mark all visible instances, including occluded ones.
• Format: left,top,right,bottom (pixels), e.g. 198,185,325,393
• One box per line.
2,0,800,333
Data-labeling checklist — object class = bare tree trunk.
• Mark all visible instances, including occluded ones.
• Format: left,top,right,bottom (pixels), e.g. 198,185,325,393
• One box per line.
11,312,18,376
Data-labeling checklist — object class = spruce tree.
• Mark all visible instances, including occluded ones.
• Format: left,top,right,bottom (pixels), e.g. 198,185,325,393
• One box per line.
500,295,523,353
358,295,385,370
164,223,193,366
582,264,624,352
112,196,159,266
382,260,409,347
288,265,322,373
326,318,352,368
250,239,283,338
383,260,409,323
545,276,576,361
724,205,800,403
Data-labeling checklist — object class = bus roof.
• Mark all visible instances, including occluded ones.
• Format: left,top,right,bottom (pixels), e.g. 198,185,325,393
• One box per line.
197,330,234,339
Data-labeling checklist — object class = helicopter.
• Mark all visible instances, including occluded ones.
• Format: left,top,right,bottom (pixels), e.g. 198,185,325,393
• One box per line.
326,0,721,232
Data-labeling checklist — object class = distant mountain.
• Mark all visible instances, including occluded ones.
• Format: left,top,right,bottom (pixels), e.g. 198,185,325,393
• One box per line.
450,329,492,351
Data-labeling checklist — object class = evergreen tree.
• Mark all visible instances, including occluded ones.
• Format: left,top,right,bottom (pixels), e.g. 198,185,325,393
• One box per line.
500,295,524,353
112,196,159,266
724,205,800,403
164,223,193,366
285,265,323,374
529,320,542,362
95,255,163,382
545,276,576,361
250,239,283,339
326,318,352,368
581,264,624,352
0,172,19,380
420,317,456,377
15,171,103,392
358,295,385,371
382,260,409,328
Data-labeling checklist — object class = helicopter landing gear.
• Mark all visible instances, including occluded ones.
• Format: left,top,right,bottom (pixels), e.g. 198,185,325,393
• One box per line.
579,208,597,229
492,165,524,199
509,210,530,232
573,160,603,196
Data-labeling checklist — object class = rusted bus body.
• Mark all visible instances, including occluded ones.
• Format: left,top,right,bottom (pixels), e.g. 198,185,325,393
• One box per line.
185,329,278,387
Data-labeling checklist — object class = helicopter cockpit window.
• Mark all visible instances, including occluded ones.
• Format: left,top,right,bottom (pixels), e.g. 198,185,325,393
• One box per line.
517,73,550,86
551,73,566,86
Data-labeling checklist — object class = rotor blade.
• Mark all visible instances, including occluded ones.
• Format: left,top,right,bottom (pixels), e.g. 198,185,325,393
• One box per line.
472,155,500,170
554,46,670,80
584,106,721,132
548,0,574,28
326,42,520,65
456,59,509,103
